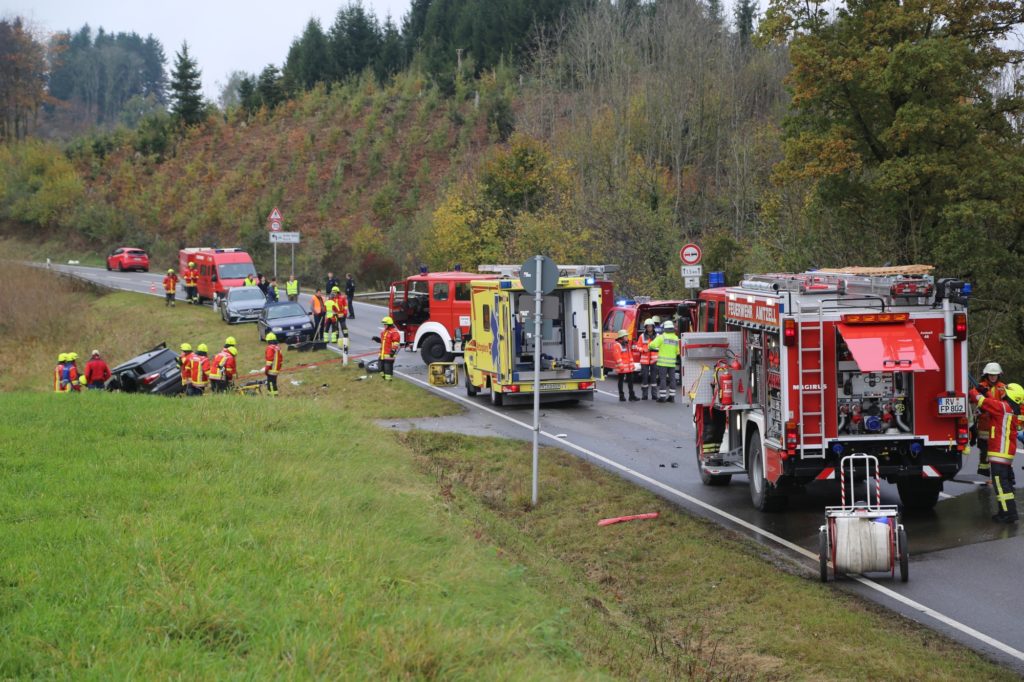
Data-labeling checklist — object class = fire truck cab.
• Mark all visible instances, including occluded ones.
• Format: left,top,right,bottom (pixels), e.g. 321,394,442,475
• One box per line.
684,267,970,512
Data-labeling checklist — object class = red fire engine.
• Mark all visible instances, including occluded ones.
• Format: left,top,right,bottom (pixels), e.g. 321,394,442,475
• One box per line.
683,267,970,512
389,265,617,365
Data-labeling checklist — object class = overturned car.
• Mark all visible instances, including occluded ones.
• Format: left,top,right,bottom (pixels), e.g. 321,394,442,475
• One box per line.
105,343,183,395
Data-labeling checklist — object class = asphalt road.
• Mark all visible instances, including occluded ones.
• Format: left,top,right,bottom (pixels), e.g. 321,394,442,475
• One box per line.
51,263,1024,674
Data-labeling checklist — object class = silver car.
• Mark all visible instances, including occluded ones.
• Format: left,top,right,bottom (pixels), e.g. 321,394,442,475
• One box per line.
219,286,266,324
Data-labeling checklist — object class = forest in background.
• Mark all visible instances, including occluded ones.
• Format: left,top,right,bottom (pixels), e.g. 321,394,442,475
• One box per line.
1,0,1023,372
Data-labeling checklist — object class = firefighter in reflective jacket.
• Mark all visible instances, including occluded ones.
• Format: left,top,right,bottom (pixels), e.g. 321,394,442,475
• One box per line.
54,353,70,392
331,286,349,346
648,321,679,402
969,382,1022,523
611,330,638,402
67,352,83,392
974,362,1006,478
183,262,199,304
373,316,401,381
633,318,659,400
310,288,326,340
209,344,237,393
324,294,340,344
163,269,179,307
186,343,210,396
264,332,283,396
178,343,194,388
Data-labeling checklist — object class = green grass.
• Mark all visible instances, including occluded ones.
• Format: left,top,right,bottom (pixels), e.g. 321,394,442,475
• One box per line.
0,273,1018,679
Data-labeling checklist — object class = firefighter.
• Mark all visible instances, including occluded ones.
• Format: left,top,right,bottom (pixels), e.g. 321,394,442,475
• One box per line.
345,273,356,319
373,316,401,381
286,274,299,302
264,332,283,396
649,320,679,402
209,343,236,393
84,349,111,389
324,291,340,344
54,353,69,392
633,318,659,400
310,288,326,340
67,352,83,392
184,261,199,304
611,329,638,402
974,362,1007,479
163,269,179,307
178,342,194,389
331,285,350,347
186,343,210,396
969,382,1022,523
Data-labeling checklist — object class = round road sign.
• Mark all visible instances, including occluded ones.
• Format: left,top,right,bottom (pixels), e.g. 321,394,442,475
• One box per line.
680,243,702,265
270,220,282,232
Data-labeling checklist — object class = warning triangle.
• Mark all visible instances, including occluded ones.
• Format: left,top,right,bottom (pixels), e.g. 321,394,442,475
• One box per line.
269,207,282,221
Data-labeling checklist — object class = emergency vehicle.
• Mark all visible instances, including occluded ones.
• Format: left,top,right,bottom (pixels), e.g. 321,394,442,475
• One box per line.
601,298,695,372
178,248,257,303
388,265,616,365
683,267,970,512
461,274,604,405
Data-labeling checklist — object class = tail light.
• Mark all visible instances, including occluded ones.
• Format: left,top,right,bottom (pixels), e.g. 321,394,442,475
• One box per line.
783,318,797,346
784,420,799,458
955,417,969,451
954,313,967,341
141,372,162,386
505,384,520,393
578,381,594,390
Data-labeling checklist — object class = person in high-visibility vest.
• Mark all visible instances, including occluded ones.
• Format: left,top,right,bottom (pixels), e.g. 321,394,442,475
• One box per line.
186,343,210,396
163,269,179,307
324,293,340,344
67,352,83,392
209,345,230,393
310,288,326,340
610,329,638,402
178,343,194,388
286,275,299,302
183,262,199,304
331,286,349,347
633,318,659,400
974,362,1007,479
54,353,69,392
648,320,679,402
969,382,1023,523
373,316,401,381
264,332,284,396
244,274,257,287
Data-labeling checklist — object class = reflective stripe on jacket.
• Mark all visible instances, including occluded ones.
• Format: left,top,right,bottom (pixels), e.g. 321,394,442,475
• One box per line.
649,333,680,367
380,327,401,359
633,332,657,365
976,379,1007,439
972,391,1020,463
265,344,283,375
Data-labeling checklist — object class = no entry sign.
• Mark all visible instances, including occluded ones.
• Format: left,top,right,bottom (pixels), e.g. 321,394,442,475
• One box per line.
680,243,702,265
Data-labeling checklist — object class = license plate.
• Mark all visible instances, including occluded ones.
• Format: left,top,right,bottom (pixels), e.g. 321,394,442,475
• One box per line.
521,383,568,392
937,396,966,415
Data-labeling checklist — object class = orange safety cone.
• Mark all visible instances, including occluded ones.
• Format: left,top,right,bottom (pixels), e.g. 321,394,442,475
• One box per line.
150,282,156,293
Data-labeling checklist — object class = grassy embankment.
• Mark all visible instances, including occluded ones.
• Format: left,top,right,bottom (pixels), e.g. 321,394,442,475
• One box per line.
0,264,1016,678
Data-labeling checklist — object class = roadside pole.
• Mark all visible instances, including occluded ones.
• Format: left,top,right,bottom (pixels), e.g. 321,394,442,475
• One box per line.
273,242,278,279
521,255,558,508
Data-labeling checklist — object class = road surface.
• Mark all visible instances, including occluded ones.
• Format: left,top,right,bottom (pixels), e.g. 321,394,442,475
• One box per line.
50,263,1024,674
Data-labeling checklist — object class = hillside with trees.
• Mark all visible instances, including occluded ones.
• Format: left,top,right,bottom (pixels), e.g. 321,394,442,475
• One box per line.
1,0,1022,371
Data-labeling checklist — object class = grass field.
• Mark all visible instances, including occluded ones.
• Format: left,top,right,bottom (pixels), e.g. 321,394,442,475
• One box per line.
0,266,1017,679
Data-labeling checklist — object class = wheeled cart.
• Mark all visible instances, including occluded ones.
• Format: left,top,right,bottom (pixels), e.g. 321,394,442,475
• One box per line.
819,453,908,582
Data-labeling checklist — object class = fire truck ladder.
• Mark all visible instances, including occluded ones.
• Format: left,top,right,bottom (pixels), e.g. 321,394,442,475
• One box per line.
798,306,827,458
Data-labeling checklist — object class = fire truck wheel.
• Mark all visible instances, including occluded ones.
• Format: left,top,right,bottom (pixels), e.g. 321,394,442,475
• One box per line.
748,431,787,512
896,479,941,511
420,335,454,364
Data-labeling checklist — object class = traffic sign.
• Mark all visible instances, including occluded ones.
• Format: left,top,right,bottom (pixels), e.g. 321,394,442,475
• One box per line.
680,243,702,265
270,220,281,232
684,276,701,288
269,231,300,244
267,207,283,232
681,265,703,277
520,255,558,296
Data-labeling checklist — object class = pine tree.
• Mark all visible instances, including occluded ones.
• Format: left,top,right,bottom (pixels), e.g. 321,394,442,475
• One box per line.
169,41,204,126
256,64,284,109
734,0,756,47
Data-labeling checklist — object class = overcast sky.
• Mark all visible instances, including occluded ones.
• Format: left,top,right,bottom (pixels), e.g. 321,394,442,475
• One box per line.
8,1,414,99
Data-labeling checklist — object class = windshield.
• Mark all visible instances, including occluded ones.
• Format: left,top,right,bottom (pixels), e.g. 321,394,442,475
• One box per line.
266,303,306,319
218,263,256,280
231,288,266,302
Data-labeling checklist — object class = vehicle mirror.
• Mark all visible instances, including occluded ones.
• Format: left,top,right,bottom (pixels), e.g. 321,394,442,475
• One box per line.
211,273,218,282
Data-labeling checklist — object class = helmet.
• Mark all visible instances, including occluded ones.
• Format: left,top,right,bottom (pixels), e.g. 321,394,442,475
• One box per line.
1005,383,1024,404
382,316,394,325
616,329,629,339
662,320,675,331
652,316,662,324
68,352,78,361
188,261,195,267
180,342,192,352
58,353,68,362
983,362,1003,376
227,347,238,356
643,318,655,328
266,332,277,342
225,336,236,346
196,343,208,354
331,286,341,293
167,268,174,274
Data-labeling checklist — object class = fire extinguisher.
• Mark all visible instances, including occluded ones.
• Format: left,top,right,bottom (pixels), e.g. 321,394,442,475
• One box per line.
717,360,734,406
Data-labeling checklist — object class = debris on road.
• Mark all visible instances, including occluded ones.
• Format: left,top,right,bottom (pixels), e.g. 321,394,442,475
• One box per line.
598,512,660,527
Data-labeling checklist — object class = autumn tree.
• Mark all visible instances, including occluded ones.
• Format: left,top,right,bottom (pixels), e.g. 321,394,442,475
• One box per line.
169,41,204,126
0,18,48,142
761,0,1024,371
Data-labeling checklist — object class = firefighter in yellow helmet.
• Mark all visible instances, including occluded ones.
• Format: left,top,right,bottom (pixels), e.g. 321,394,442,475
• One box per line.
973,361,1006,479
264,332,283,396
969,381,1022,523
372,316,401,381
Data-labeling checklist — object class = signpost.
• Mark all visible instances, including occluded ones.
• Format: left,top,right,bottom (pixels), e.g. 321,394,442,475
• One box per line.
269,232,301,278
267,207,286,278
680,243,702,265
520,254,559,508
680,243,702,297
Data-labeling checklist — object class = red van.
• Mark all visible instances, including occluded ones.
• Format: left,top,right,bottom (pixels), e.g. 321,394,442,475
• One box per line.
601,299,696,372
178,248,257,303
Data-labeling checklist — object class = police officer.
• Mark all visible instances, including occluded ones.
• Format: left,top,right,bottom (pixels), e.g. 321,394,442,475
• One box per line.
649,320,679,402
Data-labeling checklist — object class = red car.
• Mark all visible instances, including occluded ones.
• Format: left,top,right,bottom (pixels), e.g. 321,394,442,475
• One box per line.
106,247,150,272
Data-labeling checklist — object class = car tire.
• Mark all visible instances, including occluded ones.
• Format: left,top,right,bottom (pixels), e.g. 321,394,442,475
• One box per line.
117,262,124,272
106,262,111,271
489,382,503,406
465,371,479,397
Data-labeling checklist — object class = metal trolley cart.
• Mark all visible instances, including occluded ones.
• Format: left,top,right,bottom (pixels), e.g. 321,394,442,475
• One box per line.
819,453,908,582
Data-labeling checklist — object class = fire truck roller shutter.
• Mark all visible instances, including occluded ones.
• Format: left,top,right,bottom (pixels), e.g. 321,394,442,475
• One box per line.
836,323,939,372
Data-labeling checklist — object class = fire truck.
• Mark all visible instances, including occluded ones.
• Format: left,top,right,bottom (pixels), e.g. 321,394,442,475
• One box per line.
683,267,970,512
388,265,616,365
178,247,257,303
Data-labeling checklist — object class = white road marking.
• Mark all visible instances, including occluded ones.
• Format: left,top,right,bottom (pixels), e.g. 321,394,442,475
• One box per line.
390,366,1024,665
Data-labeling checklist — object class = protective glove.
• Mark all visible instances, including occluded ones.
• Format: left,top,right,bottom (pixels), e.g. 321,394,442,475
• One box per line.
371,336,381,343
969,423,978,447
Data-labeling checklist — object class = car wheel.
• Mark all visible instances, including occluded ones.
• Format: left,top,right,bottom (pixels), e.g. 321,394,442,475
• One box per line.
489,382,503,406
117,262,124,271
465,371,479,397
106,261,111,271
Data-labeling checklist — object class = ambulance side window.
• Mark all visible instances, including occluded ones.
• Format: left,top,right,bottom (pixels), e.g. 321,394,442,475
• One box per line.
483,305,491,332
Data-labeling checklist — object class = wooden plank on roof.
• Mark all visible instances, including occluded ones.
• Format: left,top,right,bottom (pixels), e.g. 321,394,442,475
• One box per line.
817,265,934,276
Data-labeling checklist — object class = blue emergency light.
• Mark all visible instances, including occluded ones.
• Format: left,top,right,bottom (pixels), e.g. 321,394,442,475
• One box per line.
584,277,595,285
500,280,513,289
709,271,726,287
419,264,428,274
962,282,972,296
